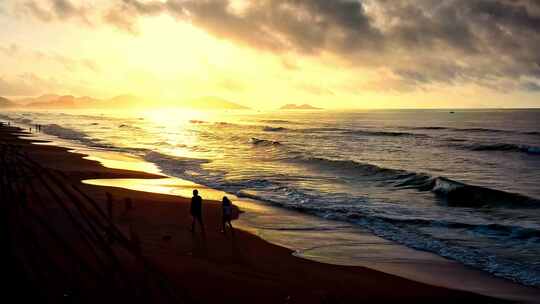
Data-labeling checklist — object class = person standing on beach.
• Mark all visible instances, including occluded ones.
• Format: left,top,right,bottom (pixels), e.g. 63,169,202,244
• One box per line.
190,189,205,234
221,196,234,234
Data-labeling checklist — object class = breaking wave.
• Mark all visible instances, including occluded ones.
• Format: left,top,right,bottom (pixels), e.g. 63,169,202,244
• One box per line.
342,129,427,138
411,126,540,136
263,126,288,132
250,137,282,146
261,119,289,123
289,156,540,207
462,143,540,155
143,151,209,176
42,124,89,141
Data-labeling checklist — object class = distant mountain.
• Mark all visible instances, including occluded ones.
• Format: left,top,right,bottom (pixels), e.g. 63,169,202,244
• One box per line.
280,103,322,110
27,95,77,108
183,96,249,110
0,96,15,108
18,94,145,109
19,94,97,108
16,94,248,110
18,94,61,104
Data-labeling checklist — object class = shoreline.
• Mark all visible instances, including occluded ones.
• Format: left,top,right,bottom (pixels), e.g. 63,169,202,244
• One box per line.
83,176,540,303
0,123,533,303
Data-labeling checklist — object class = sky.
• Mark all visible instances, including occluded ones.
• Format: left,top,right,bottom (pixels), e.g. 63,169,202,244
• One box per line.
1,0,540,109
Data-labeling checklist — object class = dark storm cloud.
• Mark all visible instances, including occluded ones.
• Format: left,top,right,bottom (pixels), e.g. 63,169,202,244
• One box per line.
379,1,479,54
13,0,540,92
357,0,540,91
101,0,540,92
106,0,382,53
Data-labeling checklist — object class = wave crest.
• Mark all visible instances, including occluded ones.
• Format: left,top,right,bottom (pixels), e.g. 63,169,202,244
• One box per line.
42,124,88,140
263,126,287,132
464,143,540,155
144,151,208,176
290,156,539,207
412,126,540,136
250,137,282,146
343,130,426,137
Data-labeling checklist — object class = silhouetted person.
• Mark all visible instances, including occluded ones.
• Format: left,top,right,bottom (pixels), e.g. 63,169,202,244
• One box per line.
221,196,234,233
190,189,205,234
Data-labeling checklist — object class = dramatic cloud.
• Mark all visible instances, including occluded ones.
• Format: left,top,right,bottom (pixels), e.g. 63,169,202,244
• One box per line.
97,0,540,92
15,0,93,24
104,0,382,54
9,0,540,94
371,0,540,86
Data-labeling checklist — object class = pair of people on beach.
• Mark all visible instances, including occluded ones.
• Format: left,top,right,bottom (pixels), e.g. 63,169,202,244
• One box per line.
190,189,233,234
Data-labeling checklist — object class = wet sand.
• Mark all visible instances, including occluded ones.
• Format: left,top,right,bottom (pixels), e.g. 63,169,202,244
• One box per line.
84,176,540,303
0,123,512,303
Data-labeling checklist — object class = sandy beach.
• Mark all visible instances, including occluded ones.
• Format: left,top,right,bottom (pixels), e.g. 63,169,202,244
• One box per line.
0,124,511,303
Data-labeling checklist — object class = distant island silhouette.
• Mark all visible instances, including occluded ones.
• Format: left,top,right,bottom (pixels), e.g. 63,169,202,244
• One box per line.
280,103,322,110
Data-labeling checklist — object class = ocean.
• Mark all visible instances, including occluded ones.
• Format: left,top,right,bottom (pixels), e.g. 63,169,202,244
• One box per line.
2,108,540,287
